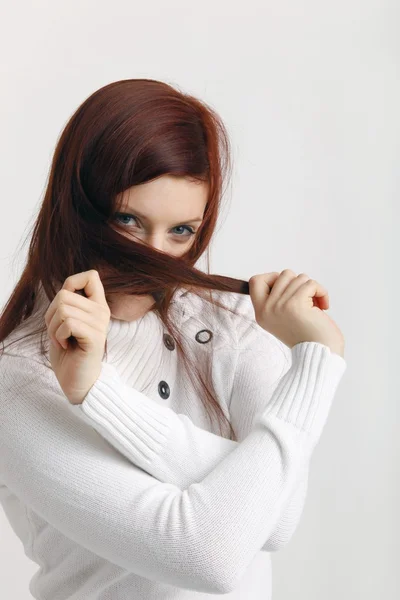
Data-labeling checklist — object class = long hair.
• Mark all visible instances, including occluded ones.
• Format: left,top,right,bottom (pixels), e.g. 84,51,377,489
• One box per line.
0,79,253,441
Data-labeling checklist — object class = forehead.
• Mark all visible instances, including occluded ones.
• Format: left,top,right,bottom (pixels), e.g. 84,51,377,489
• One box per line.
117,175,208,220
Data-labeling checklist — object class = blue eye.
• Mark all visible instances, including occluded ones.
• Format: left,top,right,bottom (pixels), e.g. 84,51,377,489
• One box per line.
114,214,137,227
173,225,196,236
113,213,196,239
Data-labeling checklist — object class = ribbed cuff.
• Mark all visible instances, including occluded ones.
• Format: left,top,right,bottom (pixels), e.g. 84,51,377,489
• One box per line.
258,341,347,451
75,361,174,467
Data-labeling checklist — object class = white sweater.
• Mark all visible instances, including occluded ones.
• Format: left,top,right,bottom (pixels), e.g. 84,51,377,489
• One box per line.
0,284,347,599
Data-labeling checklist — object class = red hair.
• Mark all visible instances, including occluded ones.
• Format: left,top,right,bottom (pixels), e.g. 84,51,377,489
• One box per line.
0,79,252,441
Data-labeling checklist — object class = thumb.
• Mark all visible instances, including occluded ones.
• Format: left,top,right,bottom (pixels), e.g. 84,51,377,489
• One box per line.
248,272,280,306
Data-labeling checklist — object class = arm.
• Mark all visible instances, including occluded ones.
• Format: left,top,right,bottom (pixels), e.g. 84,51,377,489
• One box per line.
0,343,346,593
70,292,313,552
70,331,344,559
226,341,310,552
69,342,309,552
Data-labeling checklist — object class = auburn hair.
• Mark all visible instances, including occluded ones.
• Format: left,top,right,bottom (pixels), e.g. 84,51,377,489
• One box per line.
0,79,254,441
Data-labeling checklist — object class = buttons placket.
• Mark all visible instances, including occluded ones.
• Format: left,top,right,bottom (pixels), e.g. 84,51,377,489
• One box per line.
157,327,213,400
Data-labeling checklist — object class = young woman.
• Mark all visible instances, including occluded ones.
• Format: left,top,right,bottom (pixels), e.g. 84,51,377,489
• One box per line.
0,79,346,600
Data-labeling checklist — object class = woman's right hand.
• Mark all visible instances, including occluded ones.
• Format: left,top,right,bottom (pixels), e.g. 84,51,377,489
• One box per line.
45,270,111,405
248,269,345,357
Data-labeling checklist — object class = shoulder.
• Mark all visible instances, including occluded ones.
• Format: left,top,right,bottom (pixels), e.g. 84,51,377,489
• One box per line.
181,289,291,366
0,352,63,434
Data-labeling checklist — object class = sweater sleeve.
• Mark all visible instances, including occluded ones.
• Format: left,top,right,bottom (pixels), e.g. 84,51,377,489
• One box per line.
68,339,309,553
0,343,346,594
224,339,310,552
68,292,315,552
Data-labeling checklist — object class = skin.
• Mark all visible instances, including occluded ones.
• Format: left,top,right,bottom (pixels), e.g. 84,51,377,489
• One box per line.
108,174,209,322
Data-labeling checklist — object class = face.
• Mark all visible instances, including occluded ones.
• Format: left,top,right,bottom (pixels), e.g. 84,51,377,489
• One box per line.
108,174,208,321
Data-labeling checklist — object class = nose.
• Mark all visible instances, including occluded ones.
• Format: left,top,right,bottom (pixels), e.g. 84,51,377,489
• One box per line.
143,234,167,254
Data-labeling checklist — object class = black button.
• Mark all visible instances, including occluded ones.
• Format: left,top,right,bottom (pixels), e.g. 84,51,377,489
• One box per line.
195,329,213,344
158,381,170,400
163,333,175,351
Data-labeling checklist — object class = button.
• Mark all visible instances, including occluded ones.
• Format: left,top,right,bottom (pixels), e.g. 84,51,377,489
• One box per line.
163,333,175,351
195,329,213,344
158,381,170,400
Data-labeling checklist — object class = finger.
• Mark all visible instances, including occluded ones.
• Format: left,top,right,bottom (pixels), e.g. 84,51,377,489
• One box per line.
296,279,330,306
277,273,311,305
47,304,108,348
45,288,97,328
45,271,110,328
265,269,298,305
248,272,280,309
62,270,108,307
55,318,100,352
314,294,330,309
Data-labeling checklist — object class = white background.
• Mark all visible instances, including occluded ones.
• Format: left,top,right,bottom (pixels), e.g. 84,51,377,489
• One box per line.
0,1,398,598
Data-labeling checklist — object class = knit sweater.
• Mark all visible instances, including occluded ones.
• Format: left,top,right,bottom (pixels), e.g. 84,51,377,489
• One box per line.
0,284,347,599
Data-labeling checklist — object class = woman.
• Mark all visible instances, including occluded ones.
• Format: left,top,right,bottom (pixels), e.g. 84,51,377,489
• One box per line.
0,79,346,599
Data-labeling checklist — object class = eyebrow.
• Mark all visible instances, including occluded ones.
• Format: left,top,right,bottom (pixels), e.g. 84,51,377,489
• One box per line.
121,208,203,226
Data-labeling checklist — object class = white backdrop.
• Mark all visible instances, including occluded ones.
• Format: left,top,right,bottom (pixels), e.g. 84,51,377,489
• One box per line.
0,1,398,598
